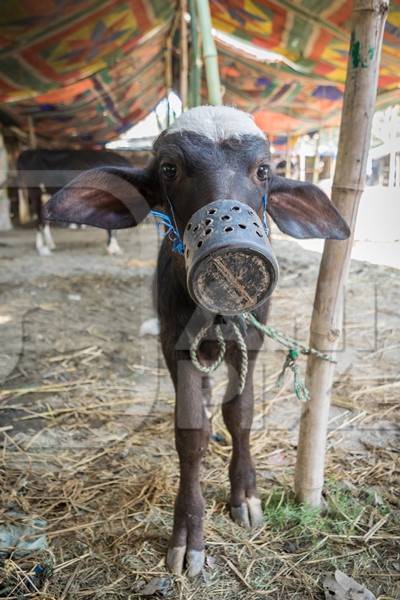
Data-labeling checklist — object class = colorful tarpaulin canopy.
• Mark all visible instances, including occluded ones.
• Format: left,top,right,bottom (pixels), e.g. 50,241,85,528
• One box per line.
0,0,399,143
0,0,173,145
212,0,400,134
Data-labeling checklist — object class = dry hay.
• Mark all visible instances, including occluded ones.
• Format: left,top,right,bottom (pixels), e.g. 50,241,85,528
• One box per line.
0,228,399,599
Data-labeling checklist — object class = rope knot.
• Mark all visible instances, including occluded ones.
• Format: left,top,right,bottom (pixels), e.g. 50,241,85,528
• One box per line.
190,319,248,394
189,312,334,403
276,348,310,402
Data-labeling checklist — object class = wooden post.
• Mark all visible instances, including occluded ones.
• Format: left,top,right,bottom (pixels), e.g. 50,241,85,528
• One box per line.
299,140,306,181
28,116,37,149
180,0,189,110
195,0,222,105
312,132,320,184
188,0,202,107
389,150,396,187
165,10,181,127
294,0,389,507
285,134,291,178
0,132,12,231
19,117,38,224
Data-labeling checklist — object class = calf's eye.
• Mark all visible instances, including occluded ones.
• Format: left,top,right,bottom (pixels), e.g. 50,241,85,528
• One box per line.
161,163,177,180
256,164,269,181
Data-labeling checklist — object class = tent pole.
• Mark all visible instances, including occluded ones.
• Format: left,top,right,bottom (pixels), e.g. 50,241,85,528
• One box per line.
188,0,202,107
28,117,37,149
0,133,12,231
294,0,389,508
285,133,291,178
180,0,189,110
195,0,222,105
312,131,320,184
19,117,37,224
165,11,180,127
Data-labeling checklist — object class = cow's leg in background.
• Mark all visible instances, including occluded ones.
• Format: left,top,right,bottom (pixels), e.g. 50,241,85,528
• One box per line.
32,187,52,256
34,185,55,255
222,354,264,529
43,223,56,250
106,229,123,256
40,185,56,251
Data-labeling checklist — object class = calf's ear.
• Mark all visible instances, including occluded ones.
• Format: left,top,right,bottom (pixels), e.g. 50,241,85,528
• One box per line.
45,165,158,229
267,175,350,240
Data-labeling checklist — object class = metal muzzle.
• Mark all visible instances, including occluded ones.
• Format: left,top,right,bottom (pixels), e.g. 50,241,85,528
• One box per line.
183,199,279,315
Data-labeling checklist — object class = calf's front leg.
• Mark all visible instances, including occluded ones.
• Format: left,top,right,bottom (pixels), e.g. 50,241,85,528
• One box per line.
222,356,264,529
166,360,210,577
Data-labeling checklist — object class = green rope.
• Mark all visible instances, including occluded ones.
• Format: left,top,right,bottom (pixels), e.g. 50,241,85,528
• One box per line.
242,313,336,363
243,312,336,402
276,348,310,402
189,312,336,401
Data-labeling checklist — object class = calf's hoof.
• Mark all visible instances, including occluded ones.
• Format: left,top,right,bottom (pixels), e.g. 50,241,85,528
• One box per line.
167,546,205,577
230,496,264,529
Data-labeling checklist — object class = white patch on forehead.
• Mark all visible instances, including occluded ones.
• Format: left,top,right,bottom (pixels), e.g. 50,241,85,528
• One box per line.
166,105,266,142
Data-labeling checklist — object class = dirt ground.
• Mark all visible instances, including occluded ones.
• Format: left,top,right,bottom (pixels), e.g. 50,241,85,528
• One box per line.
0,224,399,599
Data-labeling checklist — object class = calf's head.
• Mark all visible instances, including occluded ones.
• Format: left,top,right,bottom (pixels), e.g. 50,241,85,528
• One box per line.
46,106,350,315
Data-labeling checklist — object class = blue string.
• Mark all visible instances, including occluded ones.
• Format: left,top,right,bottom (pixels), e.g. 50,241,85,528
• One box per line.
150,194,269,255
150,209,184,255
262,193,269,234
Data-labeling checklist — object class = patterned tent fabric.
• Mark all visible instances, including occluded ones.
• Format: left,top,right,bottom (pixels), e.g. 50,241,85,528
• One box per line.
0,0,173,145
212,0,400,134
0,0,399,142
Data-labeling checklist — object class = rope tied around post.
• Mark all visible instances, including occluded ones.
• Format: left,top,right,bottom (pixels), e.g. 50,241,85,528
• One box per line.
243,312,336,402
189,312,336,400
276,348,310,402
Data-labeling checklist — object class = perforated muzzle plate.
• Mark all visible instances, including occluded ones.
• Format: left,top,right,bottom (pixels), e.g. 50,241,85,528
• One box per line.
183,199,279,315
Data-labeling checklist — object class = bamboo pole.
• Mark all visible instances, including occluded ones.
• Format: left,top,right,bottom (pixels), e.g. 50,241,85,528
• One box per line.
195,0,222,105
165,10,180,127
294,0,389,508
0,132,12,231
299,141,306,180
312,132,320,184
188,0,202,107
180,0,189,110
19,117,37,224
28,116,37,149
285,133,291,178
